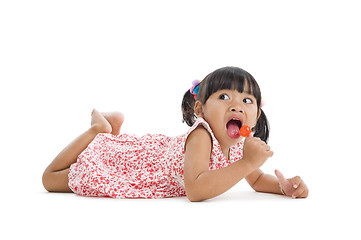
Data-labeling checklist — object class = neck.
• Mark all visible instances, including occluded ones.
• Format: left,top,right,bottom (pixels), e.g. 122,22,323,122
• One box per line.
221,146,230,160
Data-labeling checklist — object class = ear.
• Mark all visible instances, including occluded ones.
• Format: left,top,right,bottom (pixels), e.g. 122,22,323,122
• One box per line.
252,109,262,130
194,101,204,117
257,108,262,121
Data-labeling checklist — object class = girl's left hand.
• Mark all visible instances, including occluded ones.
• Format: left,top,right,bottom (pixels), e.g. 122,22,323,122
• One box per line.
275,169,309,199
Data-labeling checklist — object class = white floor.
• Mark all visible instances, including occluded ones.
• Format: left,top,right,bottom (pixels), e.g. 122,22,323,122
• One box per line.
2,180,358,240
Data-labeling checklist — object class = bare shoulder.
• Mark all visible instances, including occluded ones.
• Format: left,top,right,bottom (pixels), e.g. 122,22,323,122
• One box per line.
184,126,212,153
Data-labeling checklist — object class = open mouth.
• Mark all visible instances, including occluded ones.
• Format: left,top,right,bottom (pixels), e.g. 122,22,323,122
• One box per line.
226,119,242,139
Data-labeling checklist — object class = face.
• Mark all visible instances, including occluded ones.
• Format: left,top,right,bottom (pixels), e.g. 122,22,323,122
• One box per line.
195,88,261,153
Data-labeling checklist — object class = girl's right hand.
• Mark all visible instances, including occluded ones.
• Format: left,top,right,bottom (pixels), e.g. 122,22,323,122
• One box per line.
242,137,273,170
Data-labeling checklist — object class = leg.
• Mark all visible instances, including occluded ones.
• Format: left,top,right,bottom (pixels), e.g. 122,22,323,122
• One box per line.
42,128,101,192
42,109,124,192
102,111,124,135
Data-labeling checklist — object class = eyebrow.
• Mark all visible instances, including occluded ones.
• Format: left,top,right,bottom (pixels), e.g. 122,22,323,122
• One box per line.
242,92,257,100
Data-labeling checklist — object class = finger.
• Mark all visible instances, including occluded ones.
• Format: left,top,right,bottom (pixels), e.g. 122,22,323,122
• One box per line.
291,182,307,198
290,176,302,189
296,181,309,198
300,186,309,198
275,169,287,185
292,188,305,199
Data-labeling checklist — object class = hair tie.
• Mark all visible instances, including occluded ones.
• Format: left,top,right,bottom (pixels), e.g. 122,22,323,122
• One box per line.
260,99,265,108
190,79,201,100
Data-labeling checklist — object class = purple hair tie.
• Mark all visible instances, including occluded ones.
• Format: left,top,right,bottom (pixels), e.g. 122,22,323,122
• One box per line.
190,79,201,99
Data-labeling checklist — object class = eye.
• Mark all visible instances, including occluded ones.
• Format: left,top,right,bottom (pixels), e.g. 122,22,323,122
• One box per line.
219,94,230,100
243,98,252,104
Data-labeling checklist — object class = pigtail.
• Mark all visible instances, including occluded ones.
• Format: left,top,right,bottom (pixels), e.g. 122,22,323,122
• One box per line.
253,109,270,143
181,90,197,126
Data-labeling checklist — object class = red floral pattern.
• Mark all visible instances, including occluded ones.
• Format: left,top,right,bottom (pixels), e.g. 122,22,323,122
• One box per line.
68,118,244,198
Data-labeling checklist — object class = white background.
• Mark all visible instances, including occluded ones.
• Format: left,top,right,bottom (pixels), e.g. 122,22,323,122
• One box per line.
1,0,360,239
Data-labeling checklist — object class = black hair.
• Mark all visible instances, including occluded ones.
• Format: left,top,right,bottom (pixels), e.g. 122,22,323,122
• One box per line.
181,66,270,143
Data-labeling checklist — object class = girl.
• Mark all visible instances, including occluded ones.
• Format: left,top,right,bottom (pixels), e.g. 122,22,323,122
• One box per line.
42,66,309,201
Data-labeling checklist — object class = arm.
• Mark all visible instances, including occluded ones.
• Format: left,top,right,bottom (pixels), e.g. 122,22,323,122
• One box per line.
183,127,255,202
245,169,283,195
246,169,309,199
183,127,273,202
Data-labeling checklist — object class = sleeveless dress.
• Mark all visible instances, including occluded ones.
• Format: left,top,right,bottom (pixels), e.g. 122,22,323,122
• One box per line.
68,117,244,198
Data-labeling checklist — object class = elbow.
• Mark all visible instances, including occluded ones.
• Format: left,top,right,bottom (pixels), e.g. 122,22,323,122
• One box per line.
185,182,202,202
186,190,203,202
185,185,207,202
184,174,213,202
186,191,204,202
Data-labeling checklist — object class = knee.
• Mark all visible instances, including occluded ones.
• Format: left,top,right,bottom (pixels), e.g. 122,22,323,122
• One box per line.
42,168,71,192
42,169,60,192
42,170,53,192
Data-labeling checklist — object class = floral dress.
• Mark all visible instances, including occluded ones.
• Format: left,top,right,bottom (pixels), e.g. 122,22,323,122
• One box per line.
68,117,244,198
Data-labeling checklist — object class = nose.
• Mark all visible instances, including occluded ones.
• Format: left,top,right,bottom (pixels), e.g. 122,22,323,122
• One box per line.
230,104,244,113
229,97,245,113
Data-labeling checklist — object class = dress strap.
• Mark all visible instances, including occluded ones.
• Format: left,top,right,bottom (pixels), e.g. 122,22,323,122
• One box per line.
185,118,216,143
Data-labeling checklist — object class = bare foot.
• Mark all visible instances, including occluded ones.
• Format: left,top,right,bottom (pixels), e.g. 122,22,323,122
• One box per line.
90,109,112,134
102,111,124,135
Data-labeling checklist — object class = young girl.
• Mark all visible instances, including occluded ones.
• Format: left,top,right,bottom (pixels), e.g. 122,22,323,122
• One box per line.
42,66,308,201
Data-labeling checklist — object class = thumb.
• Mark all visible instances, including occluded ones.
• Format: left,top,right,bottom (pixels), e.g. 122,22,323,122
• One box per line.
275,169,287,185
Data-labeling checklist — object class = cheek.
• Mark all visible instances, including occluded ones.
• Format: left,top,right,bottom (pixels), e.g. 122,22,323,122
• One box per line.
249,108,260,126
202,103,218,118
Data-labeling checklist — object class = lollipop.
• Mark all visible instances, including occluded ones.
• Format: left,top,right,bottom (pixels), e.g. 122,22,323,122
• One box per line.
239,125,252,137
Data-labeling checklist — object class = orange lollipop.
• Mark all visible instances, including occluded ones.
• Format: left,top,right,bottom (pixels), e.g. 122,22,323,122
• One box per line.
239,125,252,137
